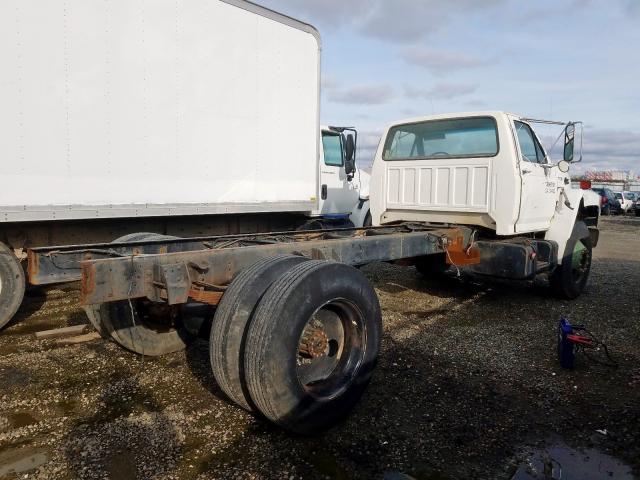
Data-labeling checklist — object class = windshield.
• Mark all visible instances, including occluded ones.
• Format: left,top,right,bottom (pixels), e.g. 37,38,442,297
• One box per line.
383,117,499,161
615,193,622,199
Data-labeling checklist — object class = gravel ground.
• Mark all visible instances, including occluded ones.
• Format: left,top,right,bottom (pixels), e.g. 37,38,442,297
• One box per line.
0,216,638,479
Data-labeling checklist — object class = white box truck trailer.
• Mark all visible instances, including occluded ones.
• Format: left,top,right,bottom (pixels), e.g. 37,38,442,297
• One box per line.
0,0,371,329
1,0,320,215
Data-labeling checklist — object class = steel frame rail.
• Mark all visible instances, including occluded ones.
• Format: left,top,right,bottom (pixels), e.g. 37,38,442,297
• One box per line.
69,225,475,306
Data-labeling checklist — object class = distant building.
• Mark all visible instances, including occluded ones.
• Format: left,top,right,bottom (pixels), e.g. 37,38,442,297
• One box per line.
574,170,640,192
584,170,637,182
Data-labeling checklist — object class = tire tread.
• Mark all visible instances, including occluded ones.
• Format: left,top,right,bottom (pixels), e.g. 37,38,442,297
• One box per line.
210,254,307,410
245,260,327,424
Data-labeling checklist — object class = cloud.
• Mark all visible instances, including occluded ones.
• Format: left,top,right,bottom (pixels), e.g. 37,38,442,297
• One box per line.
622,0,640,16
262,0,505,43
321,74,339,90
540,128,640,172
263,0,367,28
404,83,477,100
328,84,395,105
466,99,488,109
580,129,640,171
401,47,495,73
357,0,505,43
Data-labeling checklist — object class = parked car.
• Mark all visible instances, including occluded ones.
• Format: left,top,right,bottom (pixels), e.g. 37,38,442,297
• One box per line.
624,192,640,216
592,188,622,215
630,192,640,216
614,191,634,213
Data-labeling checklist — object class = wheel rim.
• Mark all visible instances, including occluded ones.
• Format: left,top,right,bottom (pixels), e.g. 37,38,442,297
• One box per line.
570,240,590,283
296,299,367,400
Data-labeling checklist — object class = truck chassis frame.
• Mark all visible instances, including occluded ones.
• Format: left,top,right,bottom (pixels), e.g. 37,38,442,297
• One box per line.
27,224,479,307
23,221,592,434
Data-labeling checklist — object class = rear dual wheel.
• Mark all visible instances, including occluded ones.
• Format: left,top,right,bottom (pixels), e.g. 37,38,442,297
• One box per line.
0,242,25,330
209,255,309,411
211,257,382,434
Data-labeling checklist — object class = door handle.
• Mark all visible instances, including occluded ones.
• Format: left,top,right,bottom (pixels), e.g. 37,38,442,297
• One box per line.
522,169,532,175
321,184,328,200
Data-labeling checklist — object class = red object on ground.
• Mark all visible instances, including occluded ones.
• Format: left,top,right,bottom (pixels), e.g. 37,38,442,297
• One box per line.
567,333,595,347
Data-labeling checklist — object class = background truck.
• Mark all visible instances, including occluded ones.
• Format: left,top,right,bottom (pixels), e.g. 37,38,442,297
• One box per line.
0,0,370,330
26,111,598,434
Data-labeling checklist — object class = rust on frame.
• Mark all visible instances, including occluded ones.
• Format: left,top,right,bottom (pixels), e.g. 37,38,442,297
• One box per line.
27,249,40,285
444,231,481,266
188,288,224,305
80,263,97,305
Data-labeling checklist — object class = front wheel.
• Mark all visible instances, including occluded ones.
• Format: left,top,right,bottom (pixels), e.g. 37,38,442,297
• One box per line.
244,261,381,434
550,226,593,300
363,211,372,228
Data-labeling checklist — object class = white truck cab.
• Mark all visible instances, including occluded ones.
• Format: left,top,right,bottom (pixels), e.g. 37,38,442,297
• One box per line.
371,111,600,298
314,126,371,228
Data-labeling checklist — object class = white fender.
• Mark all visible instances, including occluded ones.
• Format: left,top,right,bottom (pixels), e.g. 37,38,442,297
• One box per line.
349,169,371,228
545,188,594,259
350,200,371,228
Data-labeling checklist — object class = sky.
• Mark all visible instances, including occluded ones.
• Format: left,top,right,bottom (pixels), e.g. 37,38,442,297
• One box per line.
258,0,640,173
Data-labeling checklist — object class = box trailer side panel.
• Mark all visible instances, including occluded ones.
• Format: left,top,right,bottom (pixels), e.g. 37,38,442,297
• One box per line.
0,0,320,222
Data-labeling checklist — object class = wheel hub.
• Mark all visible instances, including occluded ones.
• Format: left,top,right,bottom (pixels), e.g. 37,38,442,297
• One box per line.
299,325,329,359
571,241,588,271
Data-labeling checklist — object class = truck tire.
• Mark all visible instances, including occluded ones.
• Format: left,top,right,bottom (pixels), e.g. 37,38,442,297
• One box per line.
85,232,172,338
210,254,309,411
96,300,195,356
363,211,372,227
244,261,382,434
84,304,111,339
415,253,449,276
85,233,195,356
84,232,165,339
0,242,26,330
550,222,593,299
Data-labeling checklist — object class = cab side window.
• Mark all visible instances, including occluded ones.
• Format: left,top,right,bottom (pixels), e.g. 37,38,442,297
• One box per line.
514,121,546,163
322,133,344,167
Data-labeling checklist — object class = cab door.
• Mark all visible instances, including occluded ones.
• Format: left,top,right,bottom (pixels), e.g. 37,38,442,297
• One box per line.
317,130,358,216
513,120,559,233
